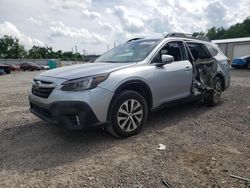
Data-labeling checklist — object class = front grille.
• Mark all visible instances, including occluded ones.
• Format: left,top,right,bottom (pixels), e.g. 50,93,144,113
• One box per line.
32,80,54,98
32,87,54,98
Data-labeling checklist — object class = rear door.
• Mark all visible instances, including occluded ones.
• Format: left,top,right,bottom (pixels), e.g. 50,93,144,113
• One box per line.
150,40,193,106
186,42,217,88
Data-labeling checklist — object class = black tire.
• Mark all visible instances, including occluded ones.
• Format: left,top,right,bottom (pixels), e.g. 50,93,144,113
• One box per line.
5,69,11,74
106,90,148,138
247,63,250,69
204,76,223,106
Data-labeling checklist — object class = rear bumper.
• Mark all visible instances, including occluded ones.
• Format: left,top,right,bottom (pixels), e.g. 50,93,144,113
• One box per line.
30,100,103,129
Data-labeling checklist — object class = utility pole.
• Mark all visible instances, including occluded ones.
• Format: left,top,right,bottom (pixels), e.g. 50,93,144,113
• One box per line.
75,45,78,53
74,45,77,63
82,49,86,62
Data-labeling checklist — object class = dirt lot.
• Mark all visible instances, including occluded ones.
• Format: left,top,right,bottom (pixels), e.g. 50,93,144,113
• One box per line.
0,69,250,188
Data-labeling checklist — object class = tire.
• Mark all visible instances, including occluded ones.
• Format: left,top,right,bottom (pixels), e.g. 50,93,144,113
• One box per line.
106,90,148,138
204,76,223,106
5,69,10,74
247,63,250,69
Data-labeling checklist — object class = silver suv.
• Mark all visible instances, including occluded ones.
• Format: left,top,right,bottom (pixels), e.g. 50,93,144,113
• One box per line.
29,34,230,138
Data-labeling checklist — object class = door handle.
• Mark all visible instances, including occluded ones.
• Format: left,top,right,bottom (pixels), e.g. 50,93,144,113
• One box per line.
185,66,192,71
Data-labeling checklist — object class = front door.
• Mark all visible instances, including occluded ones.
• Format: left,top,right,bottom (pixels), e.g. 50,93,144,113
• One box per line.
150,41,193,107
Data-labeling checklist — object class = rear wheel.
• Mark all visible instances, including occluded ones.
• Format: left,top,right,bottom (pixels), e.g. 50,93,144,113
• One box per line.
204,76,222,106
106,90,148,138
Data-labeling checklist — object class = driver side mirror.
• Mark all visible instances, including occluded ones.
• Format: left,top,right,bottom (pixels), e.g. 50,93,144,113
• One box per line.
162,54,174,64
155,55,174,66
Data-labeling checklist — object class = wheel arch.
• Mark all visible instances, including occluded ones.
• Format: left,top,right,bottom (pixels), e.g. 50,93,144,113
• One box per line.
106,80,153,121
215,72,225,91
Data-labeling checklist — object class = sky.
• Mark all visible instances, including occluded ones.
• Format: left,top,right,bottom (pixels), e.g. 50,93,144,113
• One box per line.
0,0,249,54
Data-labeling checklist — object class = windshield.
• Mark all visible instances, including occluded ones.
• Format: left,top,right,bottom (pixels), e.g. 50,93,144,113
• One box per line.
95,39,161,63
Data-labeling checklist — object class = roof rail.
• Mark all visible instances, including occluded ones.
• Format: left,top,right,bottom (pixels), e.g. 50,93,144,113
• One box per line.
165,32,210,42
127,37,144,42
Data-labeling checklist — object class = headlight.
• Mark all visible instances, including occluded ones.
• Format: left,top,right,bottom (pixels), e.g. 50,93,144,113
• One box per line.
61,74,109,91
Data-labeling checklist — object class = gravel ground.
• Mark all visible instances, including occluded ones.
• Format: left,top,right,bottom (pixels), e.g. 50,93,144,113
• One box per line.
0,69,250,188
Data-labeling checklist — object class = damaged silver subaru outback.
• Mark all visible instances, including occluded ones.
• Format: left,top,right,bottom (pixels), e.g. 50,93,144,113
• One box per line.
29,33,230,138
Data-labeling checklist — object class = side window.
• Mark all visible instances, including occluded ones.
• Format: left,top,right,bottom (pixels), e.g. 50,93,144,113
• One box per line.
205,44,218,57
187,43,212,60
151,41,185,63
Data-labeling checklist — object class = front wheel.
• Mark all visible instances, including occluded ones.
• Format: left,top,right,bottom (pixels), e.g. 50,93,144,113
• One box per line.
204,76,223,106
106,90,148,138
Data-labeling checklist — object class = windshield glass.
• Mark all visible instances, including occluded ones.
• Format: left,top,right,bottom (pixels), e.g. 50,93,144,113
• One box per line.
95,39,161,63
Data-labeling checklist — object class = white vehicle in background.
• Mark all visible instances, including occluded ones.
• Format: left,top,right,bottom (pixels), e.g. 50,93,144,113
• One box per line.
42,65,50,70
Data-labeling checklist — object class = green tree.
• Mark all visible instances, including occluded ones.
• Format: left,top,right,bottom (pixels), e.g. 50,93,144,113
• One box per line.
61,51,74,60
192,32,205,37
205,18,250,40
28,46,49,59
0,35,27,59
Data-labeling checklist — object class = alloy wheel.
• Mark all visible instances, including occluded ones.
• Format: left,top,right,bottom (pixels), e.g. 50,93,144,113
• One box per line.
213,79,222,104
117,99,143,132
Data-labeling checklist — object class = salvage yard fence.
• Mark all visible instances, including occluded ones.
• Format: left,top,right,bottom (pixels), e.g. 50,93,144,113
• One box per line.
0,59,87,67
0,59,50,65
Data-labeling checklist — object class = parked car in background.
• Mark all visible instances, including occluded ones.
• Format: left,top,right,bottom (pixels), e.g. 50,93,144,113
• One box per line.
20,62,41,71
0,68,5,75
231,55,250,69
9,64,21,71
29,33,230,138
0,64,11,74
41,65,50,70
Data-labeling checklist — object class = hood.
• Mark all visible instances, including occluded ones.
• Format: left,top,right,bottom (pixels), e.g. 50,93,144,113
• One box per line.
40,62,136,80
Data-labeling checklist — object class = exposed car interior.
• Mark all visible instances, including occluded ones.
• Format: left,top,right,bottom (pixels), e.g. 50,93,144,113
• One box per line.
187,42,217,93
152,41,183,63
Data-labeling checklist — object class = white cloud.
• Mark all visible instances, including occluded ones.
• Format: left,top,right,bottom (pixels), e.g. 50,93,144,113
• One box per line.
47,0,91,10
82,9,101,19
113,6,145,33
204,0,230,28
50,21,106,44
0,21,44,47
98,22,114,32
106,8,112,14
145,8,176,34
28,17,43,26
1,0,250,53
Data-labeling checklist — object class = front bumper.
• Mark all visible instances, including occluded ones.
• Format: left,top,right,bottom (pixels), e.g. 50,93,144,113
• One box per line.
29,77,114,129
30,101,102,129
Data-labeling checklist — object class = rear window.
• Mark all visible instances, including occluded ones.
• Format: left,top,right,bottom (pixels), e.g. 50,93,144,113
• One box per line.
187,43,212,59
205,44,218,57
